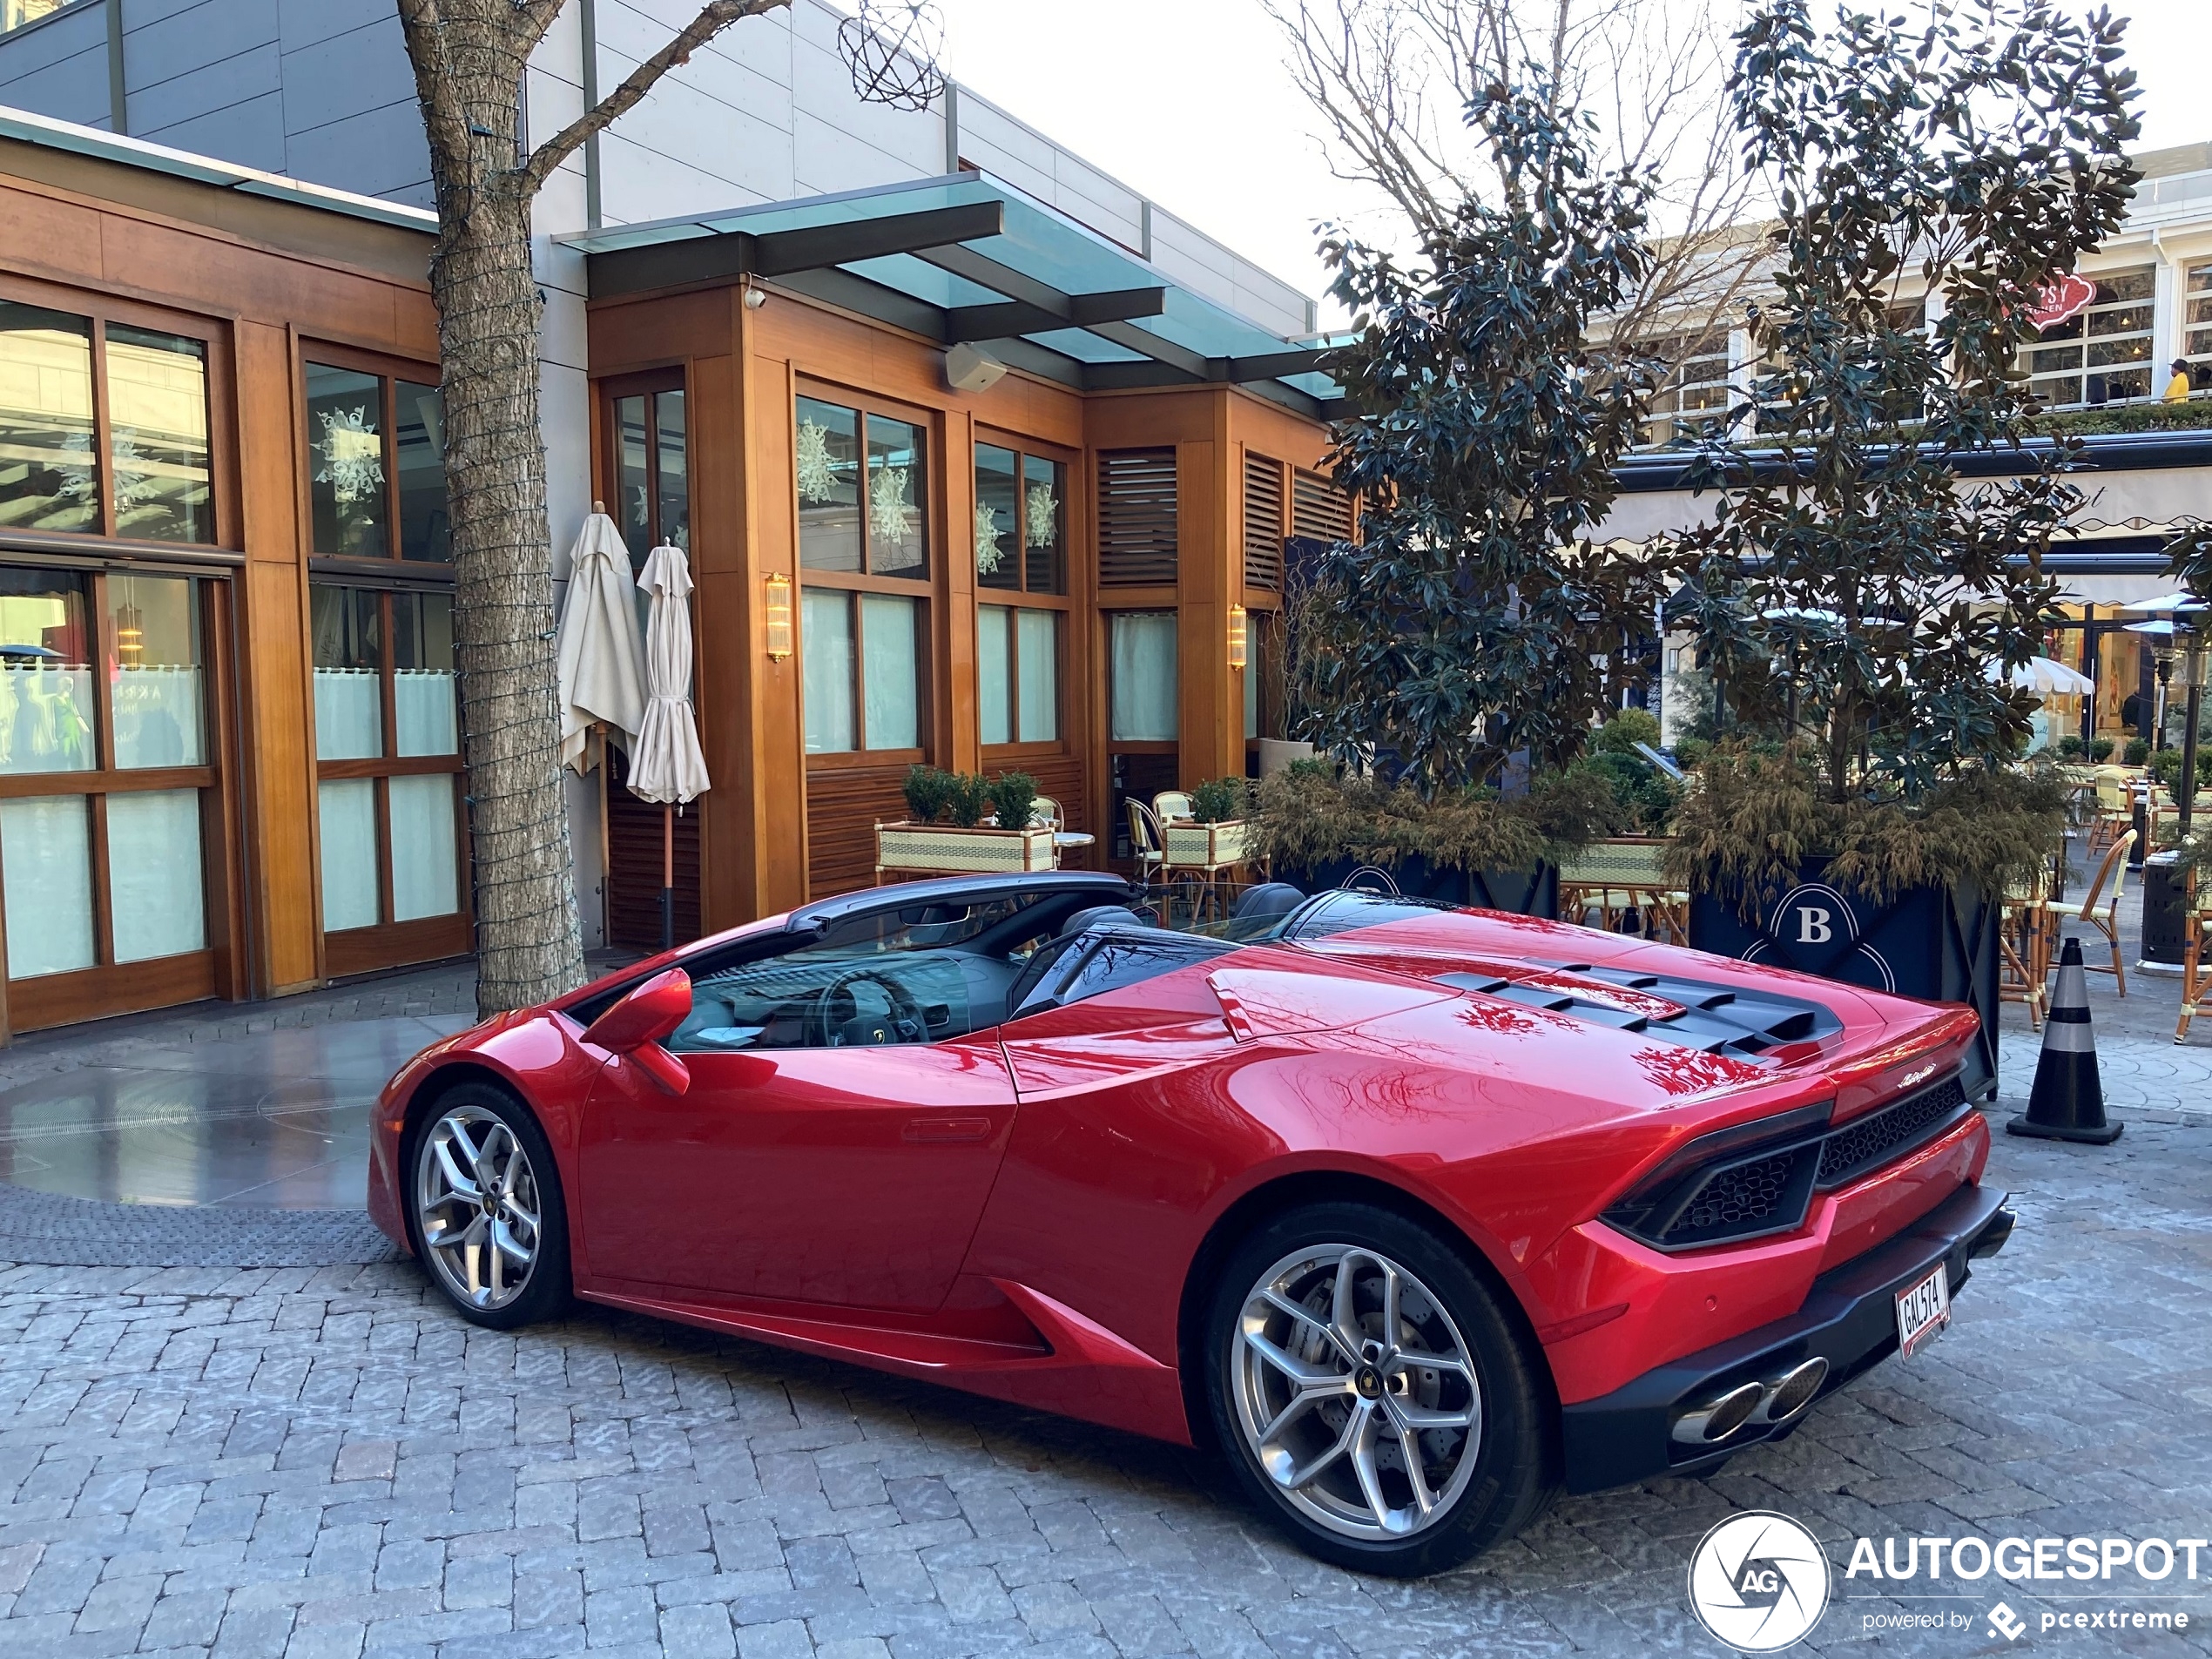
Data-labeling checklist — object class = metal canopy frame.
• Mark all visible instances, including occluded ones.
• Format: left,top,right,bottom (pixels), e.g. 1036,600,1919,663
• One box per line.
567,172,1341,418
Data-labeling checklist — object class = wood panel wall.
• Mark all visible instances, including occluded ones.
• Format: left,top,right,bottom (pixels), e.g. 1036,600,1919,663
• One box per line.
804,766,913,900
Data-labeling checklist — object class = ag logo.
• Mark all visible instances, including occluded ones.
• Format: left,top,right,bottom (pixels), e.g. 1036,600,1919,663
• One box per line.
1687,1510,1831,1652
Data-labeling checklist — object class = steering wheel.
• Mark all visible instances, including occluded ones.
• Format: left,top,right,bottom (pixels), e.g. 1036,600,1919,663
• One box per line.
809,966,929,1048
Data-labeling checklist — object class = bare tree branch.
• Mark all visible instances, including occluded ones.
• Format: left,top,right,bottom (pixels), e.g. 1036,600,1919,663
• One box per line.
518,0,791,197
514,0,570,54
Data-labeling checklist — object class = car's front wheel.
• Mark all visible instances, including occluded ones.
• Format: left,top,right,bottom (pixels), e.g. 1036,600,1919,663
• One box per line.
408,1083,570,1329
1204,1202,1555,1576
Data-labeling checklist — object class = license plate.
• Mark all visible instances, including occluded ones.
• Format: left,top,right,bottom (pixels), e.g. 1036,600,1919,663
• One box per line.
1894,1263,1952,1359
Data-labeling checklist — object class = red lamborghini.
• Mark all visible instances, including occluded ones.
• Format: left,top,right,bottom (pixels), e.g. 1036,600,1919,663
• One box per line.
368,873,2013,1576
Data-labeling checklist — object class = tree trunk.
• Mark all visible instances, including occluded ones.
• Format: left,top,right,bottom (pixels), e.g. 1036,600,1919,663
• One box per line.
429,188,585,1014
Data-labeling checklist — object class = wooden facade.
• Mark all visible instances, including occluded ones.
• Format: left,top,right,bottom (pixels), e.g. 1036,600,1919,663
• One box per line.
0,138,460,1039
584,274,1335,929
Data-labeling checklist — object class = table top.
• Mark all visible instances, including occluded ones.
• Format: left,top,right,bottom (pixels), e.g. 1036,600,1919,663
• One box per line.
1052,831,1096,848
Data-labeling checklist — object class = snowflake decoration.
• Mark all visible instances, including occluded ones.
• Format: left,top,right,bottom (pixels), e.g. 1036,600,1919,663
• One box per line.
974,502,1004,573
109,434,158,515
1024,481,1059,549
870,464,915,545
314,406,385,505
795,419,839,502
52,428,98,511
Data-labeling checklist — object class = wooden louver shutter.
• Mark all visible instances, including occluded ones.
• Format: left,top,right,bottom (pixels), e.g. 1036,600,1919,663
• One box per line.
1291,467,1354,543
1097,448,1177,587
1242,454,1285,590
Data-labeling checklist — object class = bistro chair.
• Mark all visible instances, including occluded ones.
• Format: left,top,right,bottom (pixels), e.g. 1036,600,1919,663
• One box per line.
2084,767,2133,858
1998,869,2053,1030
1028,794,1062,830
1125,799,1167,895
2044,827,2135,996
1152,790,1194,825
2178,869,2211,1045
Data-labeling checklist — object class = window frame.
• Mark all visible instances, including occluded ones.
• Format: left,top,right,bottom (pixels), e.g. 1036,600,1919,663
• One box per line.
599,368,690,573
296,340,448,570
2182,261,2212,394
974,427,1075,760
308,577,469,974
792,382,939,768
1638,329,1735,447
0,273,233,552
0,561,234,1025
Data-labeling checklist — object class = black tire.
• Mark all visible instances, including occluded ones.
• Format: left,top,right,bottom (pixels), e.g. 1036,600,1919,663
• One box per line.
1202,1201,1556,1577
404,1082,570,1330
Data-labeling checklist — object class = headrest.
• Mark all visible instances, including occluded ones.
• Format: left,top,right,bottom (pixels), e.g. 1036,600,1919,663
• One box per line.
1059,904,1151,939
1231,882,1307,921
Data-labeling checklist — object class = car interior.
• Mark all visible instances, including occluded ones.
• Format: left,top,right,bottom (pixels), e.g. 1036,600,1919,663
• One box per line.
663,886,1263,1052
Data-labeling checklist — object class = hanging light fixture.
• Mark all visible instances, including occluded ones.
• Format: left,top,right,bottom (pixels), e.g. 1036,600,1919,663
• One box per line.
115,603,145,664
764,572,793,661
1227,604,1248,670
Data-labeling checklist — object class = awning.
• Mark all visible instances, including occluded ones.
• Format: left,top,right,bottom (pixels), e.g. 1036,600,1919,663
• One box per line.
562,172,1342,420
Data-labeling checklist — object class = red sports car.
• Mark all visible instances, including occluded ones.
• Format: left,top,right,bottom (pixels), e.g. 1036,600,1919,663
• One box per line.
368,873,2013,1576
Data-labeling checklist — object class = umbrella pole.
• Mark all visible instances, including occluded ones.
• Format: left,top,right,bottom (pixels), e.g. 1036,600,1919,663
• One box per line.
661,802,675,952
597,723,611,951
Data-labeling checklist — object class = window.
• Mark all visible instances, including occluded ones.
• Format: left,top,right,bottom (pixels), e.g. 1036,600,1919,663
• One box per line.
796,393,931,757
2184,263,2212,394
1,1,77,38
2020,270,2155,408
974,436,1069,751
0,566,212,984
610,380,688,569
0,300,213,543
311,584,464,954
305,358,447,560
1110,612,1177,742
1639,331,1734,446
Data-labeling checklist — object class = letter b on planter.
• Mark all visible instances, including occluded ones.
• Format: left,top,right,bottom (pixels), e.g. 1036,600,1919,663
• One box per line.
1797,906,1833,945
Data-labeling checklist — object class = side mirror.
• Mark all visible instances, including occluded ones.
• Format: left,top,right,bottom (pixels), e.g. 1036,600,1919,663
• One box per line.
581,968,692,1094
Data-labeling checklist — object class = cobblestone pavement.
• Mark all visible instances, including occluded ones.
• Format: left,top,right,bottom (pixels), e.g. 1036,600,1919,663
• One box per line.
0,931,2208,1656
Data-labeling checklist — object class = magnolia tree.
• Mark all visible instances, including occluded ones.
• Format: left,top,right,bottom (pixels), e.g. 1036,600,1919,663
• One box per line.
395,0,937,1014
1668,0,2138,801
1294,83,1666,793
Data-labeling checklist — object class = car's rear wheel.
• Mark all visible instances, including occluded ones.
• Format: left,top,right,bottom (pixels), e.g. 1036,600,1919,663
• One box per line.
408,1083,569,1329
1204,1202,1554,1576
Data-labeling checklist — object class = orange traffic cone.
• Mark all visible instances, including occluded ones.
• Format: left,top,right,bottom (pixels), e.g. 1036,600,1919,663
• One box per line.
2006,935,2121,1144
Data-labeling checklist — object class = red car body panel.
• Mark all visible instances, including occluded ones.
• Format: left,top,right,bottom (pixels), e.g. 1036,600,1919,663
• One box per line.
369,896,1999,1461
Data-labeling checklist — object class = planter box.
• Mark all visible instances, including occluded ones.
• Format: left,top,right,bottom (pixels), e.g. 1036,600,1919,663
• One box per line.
1163,819,1254,868
875,820,1055,878
1275,853,1559,919
1688,859,2000,1096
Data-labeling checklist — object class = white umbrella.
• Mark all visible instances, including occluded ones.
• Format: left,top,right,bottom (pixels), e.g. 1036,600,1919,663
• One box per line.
1985,655,2094,695
554,505,648,772
2125,591,2209,614
631,542,710,948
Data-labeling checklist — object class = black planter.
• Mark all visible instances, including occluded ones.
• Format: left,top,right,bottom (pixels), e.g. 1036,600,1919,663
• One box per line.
1278,854,1559,918
1689,859,2000,1096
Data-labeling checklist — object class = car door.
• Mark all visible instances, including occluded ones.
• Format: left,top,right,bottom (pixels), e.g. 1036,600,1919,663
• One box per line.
579,1035,1017,1312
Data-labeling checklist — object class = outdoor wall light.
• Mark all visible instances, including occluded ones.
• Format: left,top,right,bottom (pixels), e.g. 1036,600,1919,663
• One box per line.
1227,604,1248,670
764,572,793,660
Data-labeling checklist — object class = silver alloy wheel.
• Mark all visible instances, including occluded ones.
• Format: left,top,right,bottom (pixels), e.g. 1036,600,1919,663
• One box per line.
1231,1244,1482,1541
414,1104,542,1311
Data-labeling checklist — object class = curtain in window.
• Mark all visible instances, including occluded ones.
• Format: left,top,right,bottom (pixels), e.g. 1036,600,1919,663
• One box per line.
0,795,95,977
1110,612,1177,741
978,605,1012,745
394,672,457,756
860,594,920,750
107,789,206,962
389,774,459,920
802,589,855,753
317,778,378,931
1017,609,1058,743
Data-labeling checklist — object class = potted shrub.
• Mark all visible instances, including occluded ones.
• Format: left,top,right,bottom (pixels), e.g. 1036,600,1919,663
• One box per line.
1164,776,1257,871
876,768,1055,879
2125,737,2151,767
2089,738,2116,765
1651,1,2130,1091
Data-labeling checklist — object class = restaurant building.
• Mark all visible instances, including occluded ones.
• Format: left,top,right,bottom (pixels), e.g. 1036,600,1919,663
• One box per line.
0,3,1341,1038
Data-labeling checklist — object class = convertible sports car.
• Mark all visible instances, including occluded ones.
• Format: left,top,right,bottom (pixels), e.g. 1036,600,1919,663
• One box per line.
368,873,2013,1575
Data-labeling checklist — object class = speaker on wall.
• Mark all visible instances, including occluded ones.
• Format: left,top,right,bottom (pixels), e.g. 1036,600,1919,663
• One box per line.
944,342,1008,394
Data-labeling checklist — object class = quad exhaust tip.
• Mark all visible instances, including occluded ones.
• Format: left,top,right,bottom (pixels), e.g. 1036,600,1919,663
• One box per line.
1671,1356,1831,1447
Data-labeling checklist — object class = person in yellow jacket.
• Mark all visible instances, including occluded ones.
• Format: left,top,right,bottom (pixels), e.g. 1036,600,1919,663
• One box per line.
2168,357,2197,401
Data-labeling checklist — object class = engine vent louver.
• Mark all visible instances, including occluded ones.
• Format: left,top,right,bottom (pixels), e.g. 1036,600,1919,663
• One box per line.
1440,965,1842,1058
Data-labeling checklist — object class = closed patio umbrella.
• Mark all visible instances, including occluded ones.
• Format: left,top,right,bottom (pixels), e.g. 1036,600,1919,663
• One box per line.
630,541,710,948
554,503,649,943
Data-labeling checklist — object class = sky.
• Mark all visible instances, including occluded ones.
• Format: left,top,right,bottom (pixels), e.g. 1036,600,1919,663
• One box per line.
932,0,2207,328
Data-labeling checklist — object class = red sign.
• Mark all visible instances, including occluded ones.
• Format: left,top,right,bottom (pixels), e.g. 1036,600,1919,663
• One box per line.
2025,273,2095,331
